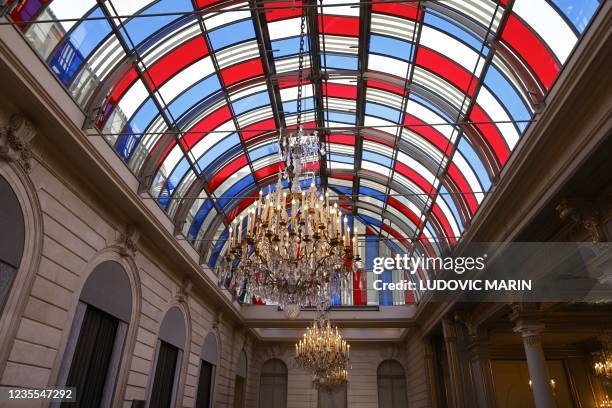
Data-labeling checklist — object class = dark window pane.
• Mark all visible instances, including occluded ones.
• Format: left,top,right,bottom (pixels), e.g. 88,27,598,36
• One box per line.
150,341,179,408
196,360,214,408
259,359,287,408
62,306,119,408
233,375,245,408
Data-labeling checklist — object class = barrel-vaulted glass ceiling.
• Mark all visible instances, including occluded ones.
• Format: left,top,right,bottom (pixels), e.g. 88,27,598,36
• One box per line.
8,0,601,302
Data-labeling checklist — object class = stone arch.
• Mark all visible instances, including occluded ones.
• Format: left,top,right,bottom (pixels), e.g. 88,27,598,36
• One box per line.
0,162,43,375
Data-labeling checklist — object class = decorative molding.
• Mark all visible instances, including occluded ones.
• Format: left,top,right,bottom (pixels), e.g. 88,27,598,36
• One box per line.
116,226,139,258
174,278,193,303
0,113,36,171
212,308,222,330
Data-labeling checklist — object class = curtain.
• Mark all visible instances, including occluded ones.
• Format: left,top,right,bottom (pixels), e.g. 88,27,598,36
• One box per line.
150,341,179,408
195,360,214,408
62,305,119,408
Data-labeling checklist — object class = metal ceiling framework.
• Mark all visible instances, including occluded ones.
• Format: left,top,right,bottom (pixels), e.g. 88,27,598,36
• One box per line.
5,0,601,284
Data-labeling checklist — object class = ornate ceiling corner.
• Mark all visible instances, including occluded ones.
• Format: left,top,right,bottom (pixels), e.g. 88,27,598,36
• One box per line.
0,113,36,171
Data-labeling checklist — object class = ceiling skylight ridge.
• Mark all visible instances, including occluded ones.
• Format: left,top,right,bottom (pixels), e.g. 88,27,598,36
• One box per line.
100,0,229,233
306,0,329,188
191,0,263,232
350,0,371,216
377,0,423,251
409,0,512,254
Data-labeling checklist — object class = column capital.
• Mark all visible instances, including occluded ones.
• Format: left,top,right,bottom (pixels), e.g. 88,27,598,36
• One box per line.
514,322,545,346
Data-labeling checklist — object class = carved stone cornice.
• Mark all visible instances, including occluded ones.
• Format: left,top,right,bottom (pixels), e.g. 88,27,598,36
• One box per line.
0,113,36,171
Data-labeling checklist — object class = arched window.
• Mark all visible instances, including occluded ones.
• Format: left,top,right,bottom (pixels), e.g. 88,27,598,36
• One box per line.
233,350,247,408
0,174,25,314
149,307,186,408
58,260,132,407
196,333,218,408
377,360,408,408
259,359,287,408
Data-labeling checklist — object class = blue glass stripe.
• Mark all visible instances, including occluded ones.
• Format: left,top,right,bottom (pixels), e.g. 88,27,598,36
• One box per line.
208,19,256,50
121,0,193,47
49,7,111,84
197,133,242,171
233,91,271,116
369,35,413,62
167,75,222,119
484,65,531,133
218,174,256,209
117,98,158,160
282,97,315,115
439,186,463,233
188,199,214,242
329,154,354,164
362,150,393,168
457,138,491,191
366,102,402,123
424,10,485,51
325,111,356,124
248,143,278,162
551,0,599,33
271,36,310,58
321,54,358,70
209,229,228,267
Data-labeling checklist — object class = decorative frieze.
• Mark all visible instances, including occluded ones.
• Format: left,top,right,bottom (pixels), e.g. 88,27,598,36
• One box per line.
0,113,36,171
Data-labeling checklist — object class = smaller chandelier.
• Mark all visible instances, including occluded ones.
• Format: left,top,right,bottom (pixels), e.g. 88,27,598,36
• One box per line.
594,336,612,380
313,366,349,390
593,346,612,380
295,315,350,378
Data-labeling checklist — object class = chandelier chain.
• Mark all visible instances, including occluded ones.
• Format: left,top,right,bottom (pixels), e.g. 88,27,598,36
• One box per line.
296,3,306,128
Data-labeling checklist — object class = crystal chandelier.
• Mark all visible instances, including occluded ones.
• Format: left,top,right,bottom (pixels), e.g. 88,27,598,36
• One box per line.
295,314,351,379
594,336,612,380
218,4,359,308
219,173,357,307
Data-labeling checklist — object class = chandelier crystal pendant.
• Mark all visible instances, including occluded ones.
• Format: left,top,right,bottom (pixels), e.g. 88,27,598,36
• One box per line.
295,313,351,379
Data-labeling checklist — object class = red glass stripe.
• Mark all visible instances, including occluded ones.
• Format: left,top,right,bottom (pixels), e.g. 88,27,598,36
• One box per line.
145,37,208,90
208,154,249,191
318,15,359,36
181,106,232,149
446,164,478,214
416,47,478,96
264,1,302,21
469,105,509,166
501,14,560,90
221,59,264,86
323,83,358,99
